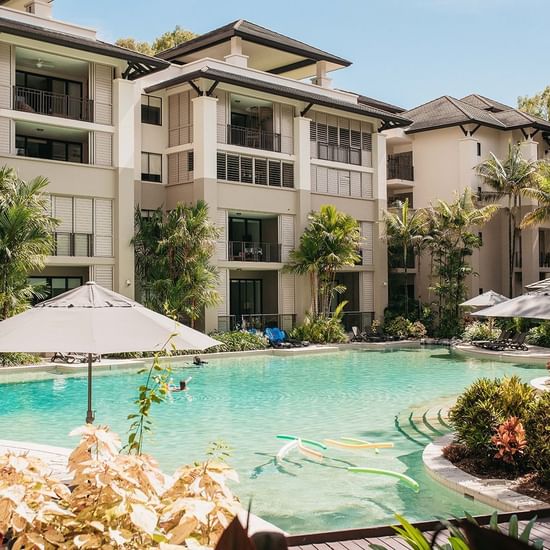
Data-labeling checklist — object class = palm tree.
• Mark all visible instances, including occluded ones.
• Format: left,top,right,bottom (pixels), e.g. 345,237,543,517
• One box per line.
132,200,220,327
384,199,427,317
286,205,361,316
425,189,498,335
476,144,539,296
0,166,57,319
520,162,550,228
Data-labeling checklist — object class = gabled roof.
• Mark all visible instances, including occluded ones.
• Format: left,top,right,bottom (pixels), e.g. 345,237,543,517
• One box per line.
403,94,550,134
357,95,406,114
145,65,411,126
0,15,168,79
156,19,351,68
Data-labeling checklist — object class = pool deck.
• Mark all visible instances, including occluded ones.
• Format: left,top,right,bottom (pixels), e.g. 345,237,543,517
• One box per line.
453,342,550,365
287,511,550,549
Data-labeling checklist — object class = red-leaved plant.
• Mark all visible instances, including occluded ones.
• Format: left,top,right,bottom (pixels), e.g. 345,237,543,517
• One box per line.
491,416,527,464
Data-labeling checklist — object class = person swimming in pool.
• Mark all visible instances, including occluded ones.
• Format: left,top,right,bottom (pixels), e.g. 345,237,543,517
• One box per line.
167,377,192,392
193,356,208,366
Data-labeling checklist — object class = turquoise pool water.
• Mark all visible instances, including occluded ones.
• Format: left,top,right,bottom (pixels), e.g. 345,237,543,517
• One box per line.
0,347,546,534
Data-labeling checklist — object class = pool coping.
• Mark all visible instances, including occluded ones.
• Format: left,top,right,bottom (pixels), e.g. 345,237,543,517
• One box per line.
423,434,548,512
531,376,550,392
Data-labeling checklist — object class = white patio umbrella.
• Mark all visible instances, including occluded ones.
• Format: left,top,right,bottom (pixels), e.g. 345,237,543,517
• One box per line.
525,278,550,291
460,290,508,309
0,282,220,423
472,291,550,321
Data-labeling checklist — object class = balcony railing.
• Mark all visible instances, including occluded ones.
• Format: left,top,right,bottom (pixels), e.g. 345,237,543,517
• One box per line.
228,241,282,263
13,86,94,122
54,232,94,257
226,125,281,152
540,252,550,268
318,143,361,165
217,314,296,332
387,152,414,181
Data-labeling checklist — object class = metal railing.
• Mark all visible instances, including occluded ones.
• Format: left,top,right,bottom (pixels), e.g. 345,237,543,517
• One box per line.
387,152,413,181
14,86,94,122
540,252,550,268
217,314,296,332
54,232,94,257
226,124,281,152
329,311,374,332
318,142,362,165
228,241,282,263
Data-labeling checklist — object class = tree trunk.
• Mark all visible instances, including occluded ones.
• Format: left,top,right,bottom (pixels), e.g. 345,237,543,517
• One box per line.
403,243,409,317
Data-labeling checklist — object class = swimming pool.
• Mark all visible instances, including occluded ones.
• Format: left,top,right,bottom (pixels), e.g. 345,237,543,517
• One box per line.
0,347,546,534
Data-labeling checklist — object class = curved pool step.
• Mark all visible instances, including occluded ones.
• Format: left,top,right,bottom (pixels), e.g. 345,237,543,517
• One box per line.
394,406,452,446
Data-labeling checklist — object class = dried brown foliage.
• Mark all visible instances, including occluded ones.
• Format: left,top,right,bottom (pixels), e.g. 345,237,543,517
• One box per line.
0,425,240,549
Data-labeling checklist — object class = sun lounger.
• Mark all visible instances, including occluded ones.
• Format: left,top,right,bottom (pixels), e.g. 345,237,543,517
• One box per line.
51,352,101,364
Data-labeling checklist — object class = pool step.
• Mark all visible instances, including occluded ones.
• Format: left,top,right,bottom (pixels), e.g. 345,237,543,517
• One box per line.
394,406,452,446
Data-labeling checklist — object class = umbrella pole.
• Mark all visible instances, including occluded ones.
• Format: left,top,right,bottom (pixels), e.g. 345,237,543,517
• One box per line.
86,353,94,424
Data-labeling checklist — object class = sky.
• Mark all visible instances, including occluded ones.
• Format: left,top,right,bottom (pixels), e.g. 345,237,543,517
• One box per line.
53,0,549,110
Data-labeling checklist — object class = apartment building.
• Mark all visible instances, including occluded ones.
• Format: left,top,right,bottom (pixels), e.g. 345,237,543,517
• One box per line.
0,0,168,299
0,2,411,332
384,94,550,304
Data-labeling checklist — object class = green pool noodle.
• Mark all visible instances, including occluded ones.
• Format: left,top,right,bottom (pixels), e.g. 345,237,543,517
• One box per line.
348,467,420,492
276,434,327,450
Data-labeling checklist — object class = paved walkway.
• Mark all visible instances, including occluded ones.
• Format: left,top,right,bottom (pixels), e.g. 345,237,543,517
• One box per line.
0,439,71,482
453,342,550,365
288,514,550,549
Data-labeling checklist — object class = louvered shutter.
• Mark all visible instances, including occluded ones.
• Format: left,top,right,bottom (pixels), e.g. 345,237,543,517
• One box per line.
94,132,112,166
279,272,295,314
360,271,374,312
168,94,179,146
216,90,227,143
361,122,373,167
94,199,113,257
93,265,113,290
350,171,361,197
279,215,295,262
168,153,178,184
0,43,11,109
53,196,73,232
94,64,112,125
280,104,294,154
217,268,229,315
338,170,350,196
316,166,328,193
361,222,374,265
74,198,93,233
216,209,227,260
361,172,374,199
0,117,10,154
327,168,338,195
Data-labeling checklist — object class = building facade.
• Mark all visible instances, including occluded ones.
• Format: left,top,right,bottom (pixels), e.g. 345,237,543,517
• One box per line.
0,2,411,332
385,94,550,304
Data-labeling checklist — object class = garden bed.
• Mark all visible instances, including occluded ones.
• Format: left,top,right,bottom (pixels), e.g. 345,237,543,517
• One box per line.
444,442,550,505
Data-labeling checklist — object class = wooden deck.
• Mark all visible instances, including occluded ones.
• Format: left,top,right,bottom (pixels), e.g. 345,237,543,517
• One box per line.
287,510,550,549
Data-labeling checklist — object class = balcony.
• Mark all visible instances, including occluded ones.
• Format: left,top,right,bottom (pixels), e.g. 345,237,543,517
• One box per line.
54,233,94,257
318,143,361,165
228,241,281,263
218,313,296,332
13,86,94,123
226,125,281,153
387,152,414,182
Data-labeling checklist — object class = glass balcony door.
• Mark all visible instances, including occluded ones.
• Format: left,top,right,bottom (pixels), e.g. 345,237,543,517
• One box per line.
230,279,263,320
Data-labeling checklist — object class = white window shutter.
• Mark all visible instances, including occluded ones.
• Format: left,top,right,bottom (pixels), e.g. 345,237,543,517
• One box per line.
216,209,227,260
93,265,113,290
74,198,93,234
279,272,295,314
0,117,10,155
338,170,350,196
361,222,374,265
216,90,227,143
94,199,113,257
93,64,113,125
0,43,11,110
350,171,361,197
360,271,374,312
53,196,73,232
94,132,112,166
216,268,228,315
361,172,374,199
279,214,295,262
327,168,338,195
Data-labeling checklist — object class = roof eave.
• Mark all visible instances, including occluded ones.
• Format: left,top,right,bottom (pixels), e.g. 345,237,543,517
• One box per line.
145,69,410,126
405,120,506,134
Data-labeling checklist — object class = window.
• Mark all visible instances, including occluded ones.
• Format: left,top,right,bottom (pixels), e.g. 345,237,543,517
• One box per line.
141,152,162,182
29,276,82,303
216,152,294,188
477,142,481,157
16,135,83,163
141,95,162,125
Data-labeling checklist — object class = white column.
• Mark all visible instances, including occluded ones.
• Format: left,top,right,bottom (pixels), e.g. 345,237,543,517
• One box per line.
112,78,137,298
224,36,249,67
520,138,539,162
458,137,478,193
293,116,311,191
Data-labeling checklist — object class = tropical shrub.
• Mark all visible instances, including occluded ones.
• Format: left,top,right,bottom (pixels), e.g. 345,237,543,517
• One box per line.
449,376,534,457
408,321,427,339
491,417,527,465
527,321,550,347
524,391,550,485
462,321,501,343
208,331,268,352
383,315,411,338
0,425,240,549
0,352,41,367
290,302,348,344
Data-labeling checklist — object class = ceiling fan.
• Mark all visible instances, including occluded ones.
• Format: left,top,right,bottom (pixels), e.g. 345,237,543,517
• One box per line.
35,58,55,69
